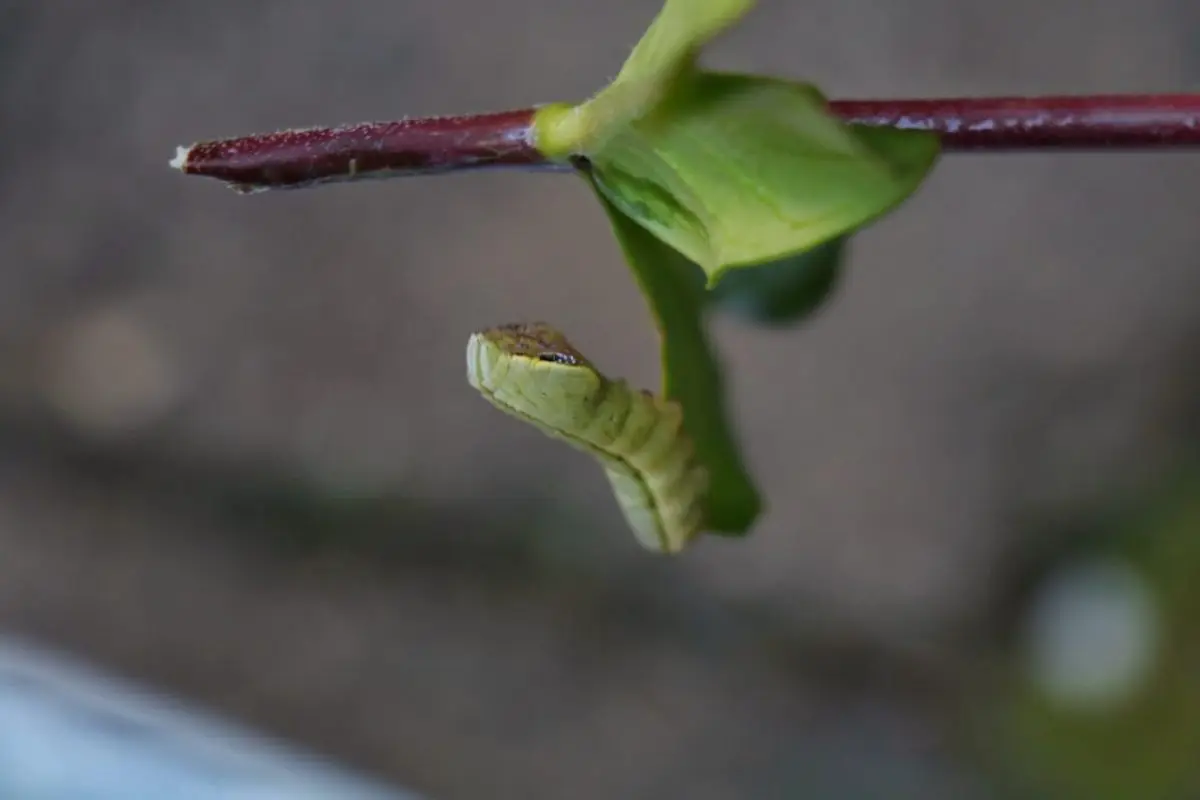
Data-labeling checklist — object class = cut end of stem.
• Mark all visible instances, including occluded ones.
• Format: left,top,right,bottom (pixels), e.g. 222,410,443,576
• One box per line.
169,145,191,172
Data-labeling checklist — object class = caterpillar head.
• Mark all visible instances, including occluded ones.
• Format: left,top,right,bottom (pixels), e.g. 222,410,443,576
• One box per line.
467,322,605,427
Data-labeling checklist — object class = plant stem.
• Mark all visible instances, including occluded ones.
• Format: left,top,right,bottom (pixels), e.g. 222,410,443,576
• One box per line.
173,94,1200,193
831,94,1200,150
170,110,547,194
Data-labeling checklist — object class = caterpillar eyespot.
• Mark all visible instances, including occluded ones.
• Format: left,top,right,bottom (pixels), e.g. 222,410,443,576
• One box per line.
466,321,709,553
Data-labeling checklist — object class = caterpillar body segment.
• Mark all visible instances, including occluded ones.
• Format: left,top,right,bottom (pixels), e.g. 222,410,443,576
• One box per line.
467,322,708,553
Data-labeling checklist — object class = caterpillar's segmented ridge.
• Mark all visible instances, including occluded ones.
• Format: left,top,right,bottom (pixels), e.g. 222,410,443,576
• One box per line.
467,322,708,553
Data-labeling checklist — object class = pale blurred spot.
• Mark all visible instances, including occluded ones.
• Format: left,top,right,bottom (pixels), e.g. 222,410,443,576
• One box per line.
40,308,181,439
1023,557,1160,711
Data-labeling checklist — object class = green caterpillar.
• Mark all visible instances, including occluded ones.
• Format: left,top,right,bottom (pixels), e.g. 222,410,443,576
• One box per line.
466,322,708,553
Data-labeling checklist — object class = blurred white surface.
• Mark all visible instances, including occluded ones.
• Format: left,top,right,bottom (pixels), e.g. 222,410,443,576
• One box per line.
0,635,423,800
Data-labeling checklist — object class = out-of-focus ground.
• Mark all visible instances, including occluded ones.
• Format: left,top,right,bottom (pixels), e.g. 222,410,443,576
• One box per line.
3,2,1200,798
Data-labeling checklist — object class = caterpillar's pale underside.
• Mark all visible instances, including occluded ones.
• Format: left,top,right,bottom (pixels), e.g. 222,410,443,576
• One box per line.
466,322,708,553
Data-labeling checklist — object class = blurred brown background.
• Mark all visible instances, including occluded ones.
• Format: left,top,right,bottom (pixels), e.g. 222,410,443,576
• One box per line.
3,1,1200,798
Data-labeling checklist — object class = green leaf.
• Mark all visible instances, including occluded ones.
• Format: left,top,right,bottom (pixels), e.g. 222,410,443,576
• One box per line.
588,173,762,535
586,70,941,285
703,121,941,325
534,0,756,157
709,236,846,325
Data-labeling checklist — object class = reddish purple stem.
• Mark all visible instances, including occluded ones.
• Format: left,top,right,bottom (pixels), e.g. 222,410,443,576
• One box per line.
171,109,546,193
831,94,1200,150
173,94,1200,193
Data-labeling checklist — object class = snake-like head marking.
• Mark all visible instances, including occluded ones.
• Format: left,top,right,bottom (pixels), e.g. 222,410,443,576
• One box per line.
478,322,591,366
467,322,606,429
